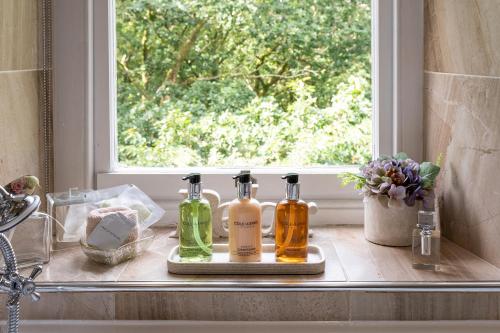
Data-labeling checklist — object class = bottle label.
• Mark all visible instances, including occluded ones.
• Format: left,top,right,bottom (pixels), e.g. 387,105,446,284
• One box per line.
231,219,260,257
234,220,258,227
235,245,258,256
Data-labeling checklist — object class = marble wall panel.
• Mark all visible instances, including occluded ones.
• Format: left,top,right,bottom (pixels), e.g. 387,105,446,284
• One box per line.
0,0,44,189
424,0,500,266
424,72,500,266
425,0,500,76
0,0,40,71
0,71,41,186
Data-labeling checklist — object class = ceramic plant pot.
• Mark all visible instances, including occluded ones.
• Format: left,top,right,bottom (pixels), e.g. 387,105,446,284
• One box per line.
363,195,419,246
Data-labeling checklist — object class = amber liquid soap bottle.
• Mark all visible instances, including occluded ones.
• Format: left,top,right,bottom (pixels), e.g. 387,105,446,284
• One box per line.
228,171,262,262
275,173,308,262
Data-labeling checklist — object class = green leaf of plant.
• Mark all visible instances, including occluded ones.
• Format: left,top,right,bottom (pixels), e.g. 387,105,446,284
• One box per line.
420,162,440,189
338,172,366,189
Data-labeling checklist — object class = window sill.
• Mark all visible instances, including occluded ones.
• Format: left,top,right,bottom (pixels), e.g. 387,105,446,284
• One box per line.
97,168,364,225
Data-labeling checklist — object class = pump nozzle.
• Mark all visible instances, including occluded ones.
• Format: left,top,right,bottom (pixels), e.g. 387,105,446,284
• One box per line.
182,173,201,200
239,170,258,185
233,171,252,199
282,173,299,184
182,173,201,184
232,171,251,186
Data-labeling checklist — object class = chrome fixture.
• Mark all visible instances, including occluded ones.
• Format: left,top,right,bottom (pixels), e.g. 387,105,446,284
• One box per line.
0,185,42,333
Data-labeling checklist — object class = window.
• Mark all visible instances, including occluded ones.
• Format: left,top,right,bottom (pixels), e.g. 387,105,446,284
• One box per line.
115,1,372,168
52,0,423,225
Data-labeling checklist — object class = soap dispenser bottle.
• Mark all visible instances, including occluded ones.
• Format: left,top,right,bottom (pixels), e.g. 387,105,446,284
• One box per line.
179,173,212,262
275,173,309,262
228,171,262,262
412,210,440,270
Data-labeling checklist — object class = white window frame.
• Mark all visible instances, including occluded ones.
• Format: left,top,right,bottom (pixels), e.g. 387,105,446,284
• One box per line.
52,0,423,225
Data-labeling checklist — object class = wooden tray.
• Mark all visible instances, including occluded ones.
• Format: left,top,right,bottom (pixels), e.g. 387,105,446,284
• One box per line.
167,244,325,275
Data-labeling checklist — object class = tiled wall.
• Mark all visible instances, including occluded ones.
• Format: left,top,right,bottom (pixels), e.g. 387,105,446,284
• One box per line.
0,1,46,191
424,0,500,266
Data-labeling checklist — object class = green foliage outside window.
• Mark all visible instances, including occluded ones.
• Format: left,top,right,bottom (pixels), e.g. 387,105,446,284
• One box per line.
116,0,372,167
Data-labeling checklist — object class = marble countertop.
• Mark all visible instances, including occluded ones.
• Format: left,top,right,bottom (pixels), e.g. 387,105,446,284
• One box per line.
22,225,500,292
6,225,500,321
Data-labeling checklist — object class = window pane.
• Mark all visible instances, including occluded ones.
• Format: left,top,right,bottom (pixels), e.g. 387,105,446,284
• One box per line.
116,0,371,168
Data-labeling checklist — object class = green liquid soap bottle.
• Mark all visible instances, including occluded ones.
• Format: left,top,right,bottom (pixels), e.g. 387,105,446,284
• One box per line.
179,173,212,262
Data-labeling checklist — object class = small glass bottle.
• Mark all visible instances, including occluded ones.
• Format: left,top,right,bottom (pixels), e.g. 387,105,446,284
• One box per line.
179,173,213,262
412,210,440,270
275,173,308,262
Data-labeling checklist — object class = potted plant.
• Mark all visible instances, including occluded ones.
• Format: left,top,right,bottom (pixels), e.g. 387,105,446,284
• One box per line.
341,153,440,246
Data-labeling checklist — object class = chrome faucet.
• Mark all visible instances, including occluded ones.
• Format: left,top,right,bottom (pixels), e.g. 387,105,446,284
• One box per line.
0,185,42,333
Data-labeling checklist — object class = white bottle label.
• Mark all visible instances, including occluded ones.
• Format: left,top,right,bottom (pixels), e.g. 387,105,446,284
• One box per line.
234,219,258,256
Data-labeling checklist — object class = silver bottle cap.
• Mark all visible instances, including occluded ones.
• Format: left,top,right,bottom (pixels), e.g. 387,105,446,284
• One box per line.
286,183,300,200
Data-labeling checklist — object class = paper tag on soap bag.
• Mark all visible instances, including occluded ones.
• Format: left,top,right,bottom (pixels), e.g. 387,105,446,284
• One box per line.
87,212,136,250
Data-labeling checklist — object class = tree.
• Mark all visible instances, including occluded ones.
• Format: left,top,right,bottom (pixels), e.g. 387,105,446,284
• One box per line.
116,0,371,167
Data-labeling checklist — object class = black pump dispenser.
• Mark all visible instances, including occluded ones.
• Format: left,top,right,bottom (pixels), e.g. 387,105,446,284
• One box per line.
182,173,201,199
182,173,201,184
239,170,258,185
282,173,299,184
233,172,251,185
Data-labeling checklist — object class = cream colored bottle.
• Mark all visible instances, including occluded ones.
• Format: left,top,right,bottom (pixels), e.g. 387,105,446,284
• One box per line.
228,172,262,262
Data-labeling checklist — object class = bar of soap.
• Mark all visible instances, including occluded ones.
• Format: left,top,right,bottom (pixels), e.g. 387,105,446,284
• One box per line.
86,207,139,248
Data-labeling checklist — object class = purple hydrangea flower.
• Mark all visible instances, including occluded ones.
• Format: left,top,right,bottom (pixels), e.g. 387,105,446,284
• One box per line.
343,153,440,207
388,184,406,200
